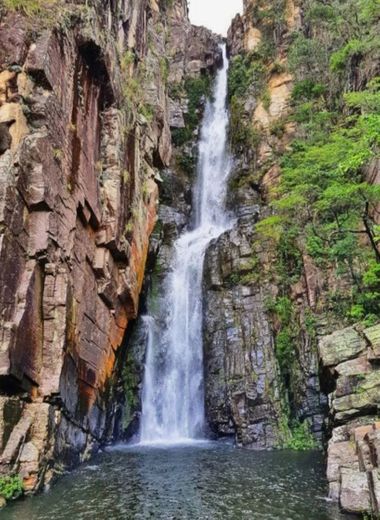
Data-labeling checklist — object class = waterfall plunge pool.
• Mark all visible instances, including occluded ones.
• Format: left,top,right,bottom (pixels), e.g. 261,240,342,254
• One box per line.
3,441,350,519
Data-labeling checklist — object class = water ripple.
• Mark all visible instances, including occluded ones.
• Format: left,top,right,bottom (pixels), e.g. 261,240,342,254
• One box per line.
2,443,350,520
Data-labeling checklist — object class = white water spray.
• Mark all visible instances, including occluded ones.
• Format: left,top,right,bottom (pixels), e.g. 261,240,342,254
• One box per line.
139,45,232,444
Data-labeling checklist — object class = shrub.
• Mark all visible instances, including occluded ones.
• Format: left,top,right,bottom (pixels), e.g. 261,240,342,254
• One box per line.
261,88,271,110
291,80,326,103
229,96,262,150
288,34,328,80
280,419,318,450
171,75,212,146
330,39,371,72
269,119,286,138
0,475,23,501
228,54,265,100
176,152,196,176
171,127,193,147
3,0,51,15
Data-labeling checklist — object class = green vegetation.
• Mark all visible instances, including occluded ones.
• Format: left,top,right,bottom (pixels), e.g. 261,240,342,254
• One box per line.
227,51,267,150
122,74,154,123
287,34,329,82
265,296,299,377
3,0,55,15
228,36,290,150
362,512,379,520
330,39,373,72
290,0,380,81
52,147,63,162
227,256,261,287
279,417,318,450
229,96,261,149
0,475,23,501
161,0,174,8
3,0,90,31
176,152,196,177
247,0,286,44
138,103,154,123
269,119,286,138
222,0,380,463
291,80,326,103
120,51,157,125
227,0,380,445
261,88,271,110
171,75,212,146
246,0,380,326
259,78,380,323
159,57,169,83
120,50,135,73
228,53,265,100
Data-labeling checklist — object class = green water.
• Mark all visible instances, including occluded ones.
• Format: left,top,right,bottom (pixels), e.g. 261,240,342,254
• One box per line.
2,441,350,520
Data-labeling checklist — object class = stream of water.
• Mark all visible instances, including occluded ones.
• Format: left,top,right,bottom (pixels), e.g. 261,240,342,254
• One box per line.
139,45,232,444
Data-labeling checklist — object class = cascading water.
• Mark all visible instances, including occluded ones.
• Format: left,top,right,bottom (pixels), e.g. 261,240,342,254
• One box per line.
139,44,232,444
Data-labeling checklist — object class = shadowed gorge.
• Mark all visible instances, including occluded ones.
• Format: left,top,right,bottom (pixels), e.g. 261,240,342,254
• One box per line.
0,0,379,517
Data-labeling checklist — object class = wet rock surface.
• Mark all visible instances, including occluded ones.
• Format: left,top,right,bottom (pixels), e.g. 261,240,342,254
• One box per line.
202,195,327,448
203,222,283,447
223,2,379,515
0,0,164,492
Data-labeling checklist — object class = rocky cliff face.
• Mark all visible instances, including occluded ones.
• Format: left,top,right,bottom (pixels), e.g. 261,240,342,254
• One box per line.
202,0,328,450
0,0,220,495
121,21,222,439
220,0,379,514
203,207,285,447
0,0,378,514
319,324,380,515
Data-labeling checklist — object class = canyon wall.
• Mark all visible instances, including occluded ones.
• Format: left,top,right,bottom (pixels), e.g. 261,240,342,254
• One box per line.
216,0,380,514
203,0,327,450
0,0,220,494
319,324,380,515
0,0,378,516
124,6,379,518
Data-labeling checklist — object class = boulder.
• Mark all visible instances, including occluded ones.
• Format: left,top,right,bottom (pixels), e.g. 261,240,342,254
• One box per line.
320,324,380,516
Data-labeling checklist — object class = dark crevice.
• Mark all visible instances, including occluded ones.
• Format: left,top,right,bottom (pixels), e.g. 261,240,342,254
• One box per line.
0,122,12,155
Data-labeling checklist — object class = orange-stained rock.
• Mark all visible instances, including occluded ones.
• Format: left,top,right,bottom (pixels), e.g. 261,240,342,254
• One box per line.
0,0,221,494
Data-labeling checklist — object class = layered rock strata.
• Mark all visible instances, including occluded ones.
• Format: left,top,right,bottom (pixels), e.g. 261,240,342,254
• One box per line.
201,0,327,450
0,0,220,494
203,205,284,447
319,324,380,516
223,9,379,520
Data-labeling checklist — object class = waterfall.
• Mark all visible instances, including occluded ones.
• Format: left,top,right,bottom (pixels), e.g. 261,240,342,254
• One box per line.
139,45,232,444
